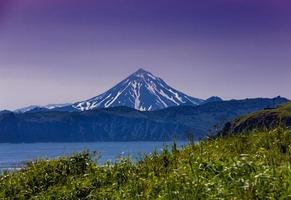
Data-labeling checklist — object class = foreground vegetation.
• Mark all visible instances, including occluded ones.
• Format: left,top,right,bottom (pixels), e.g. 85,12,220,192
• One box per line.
1,128,291,199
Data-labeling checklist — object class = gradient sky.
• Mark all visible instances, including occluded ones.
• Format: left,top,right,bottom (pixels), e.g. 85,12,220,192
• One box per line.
0,0,290,110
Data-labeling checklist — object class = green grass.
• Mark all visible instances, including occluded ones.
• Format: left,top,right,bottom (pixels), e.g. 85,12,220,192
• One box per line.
1,128,291,199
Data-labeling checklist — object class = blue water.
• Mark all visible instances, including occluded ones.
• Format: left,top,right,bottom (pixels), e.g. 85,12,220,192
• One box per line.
0,142,186,171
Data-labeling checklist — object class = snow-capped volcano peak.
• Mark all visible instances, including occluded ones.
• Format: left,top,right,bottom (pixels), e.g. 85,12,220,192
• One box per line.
130,68,159,81
72,68,203,111
133,68,150,75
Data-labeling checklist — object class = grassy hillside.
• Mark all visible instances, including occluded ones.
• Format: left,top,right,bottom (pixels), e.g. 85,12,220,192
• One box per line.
1,128,291,199
221,102,291,136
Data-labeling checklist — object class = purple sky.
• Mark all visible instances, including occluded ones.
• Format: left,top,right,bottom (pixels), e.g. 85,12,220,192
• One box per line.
0,0,290,110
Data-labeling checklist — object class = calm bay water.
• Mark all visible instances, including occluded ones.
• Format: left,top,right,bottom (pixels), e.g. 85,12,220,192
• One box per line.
0,142,186,171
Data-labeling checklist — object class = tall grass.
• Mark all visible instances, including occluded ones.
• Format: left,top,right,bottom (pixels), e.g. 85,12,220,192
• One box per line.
1,128,291,199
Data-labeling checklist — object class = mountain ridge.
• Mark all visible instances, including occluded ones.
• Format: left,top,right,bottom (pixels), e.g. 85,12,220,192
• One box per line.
0,97,289,143
14,103,72,113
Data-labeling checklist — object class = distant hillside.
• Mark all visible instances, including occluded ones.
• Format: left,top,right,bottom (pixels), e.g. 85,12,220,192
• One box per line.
0,97,289,142
220,102,291,136
202,96,223,104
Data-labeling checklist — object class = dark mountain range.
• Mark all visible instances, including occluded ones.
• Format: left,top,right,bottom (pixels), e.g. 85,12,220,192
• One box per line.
0,97,288,143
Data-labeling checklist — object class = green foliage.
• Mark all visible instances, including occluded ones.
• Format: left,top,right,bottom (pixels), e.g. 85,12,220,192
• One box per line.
1,129,291,199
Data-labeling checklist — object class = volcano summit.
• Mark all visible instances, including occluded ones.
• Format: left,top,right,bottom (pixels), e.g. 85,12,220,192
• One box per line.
71,69,203,111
